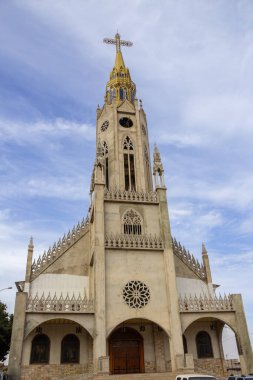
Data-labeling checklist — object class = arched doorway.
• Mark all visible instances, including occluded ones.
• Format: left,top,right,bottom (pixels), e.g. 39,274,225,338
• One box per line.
109,327,144,374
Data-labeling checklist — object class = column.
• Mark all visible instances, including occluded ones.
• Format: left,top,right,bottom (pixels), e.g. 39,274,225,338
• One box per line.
157,187,185,371
232,294,253,374
8,292,27,380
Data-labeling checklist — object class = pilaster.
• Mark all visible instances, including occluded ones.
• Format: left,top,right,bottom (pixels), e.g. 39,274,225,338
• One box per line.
153,325,166,372
93,175,108,373
25,237,33,283
157,187,185,370
8,292,27,380
232,294,253,374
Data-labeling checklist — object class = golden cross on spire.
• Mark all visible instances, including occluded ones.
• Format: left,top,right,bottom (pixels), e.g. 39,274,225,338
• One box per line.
103,33,133,52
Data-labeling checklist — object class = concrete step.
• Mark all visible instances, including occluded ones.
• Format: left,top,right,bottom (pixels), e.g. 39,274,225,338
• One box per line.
55,372,179,380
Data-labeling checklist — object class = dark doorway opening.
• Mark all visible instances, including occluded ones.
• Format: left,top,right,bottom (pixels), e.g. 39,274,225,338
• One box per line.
109,327,144,374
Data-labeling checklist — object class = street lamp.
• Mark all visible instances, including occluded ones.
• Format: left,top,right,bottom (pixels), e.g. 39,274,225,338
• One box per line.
0,287,12,292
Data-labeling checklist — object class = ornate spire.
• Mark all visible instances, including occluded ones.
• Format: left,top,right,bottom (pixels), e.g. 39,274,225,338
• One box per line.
103,33,136,105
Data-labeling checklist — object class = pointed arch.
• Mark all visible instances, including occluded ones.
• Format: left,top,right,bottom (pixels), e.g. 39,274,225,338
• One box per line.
123,136,135,190
122,209,142,235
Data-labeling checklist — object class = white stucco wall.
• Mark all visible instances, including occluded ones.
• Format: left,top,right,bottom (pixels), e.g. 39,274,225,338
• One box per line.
26,274,89,298
176,277,212,298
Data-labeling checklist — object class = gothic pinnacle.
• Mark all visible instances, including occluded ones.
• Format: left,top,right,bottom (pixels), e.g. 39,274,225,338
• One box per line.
202,242,208,255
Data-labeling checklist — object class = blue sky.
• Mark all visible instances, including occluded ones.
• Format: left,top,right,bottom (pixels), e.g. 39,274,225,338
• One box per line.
0,0,253,357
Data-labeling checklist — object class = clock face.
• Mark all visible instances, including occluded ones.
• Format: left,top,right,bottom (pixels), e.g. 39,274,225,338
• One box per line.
119,117,133,128
101,120,109,132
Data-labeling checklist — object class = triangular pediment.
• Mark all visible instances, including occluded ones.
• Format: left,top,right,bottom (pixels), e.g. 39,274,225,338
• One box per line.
117,99,135,114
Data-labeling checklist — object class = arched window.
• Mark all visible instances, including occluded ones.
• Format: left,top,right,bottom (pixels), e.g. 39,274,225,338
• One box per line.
120,87,124,100
61,334,80,363
30,334,50,364
102,141,109,189
123,136,135,191
196,331,213,358
123,209,142,235
183,335,188,354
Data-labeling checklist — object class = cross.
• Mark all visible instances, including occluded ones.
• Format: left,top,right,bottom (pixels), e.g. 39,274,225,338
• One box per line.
103,33,133,53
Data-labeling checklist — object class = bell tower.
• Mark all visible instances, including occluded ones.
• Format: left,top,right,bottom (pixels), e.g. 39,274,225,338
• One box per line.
95,33,153,192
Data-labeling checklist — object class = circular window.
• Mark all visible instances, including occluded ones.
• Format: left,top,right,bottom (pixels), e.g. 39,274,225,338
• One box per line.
101,120,109,132
123,280,150,309
119,117,133,128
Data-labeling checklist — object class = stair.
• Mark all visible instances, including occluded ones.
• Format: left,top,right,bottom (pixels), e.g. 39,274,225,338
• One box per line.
54,371,183,380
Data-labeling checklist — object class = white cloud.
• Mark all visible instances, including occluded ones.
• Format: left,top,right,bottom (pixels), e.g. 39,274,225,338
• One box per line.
0,118,95,145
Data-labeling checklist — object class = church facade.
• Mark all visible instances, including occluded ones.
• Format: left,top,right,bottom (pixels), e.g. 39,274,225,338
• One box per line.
8,34,253,380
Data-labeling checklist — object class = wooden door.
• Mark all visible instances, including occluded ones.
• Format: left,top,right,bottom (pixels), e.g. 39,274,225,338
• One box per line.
109,327,144,374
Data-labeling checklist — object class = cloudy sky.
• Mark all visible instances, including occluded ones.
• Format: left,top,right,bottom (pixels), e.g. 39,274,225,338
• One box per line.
0,0,253,357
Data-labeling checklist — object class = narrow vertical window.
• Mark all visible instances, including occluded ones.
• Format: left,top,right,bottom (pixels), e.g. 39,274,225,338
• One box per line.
120,87,124,100
123,136,135,191
102,141,109,189
124,153,130,190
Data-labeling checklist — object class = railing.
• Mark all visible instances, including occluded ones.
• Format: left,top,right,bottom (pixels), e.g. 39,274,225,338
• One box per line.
104,188,158,203
31,216,90,280
27,293,94,313
172,237,207,280
105,233,164,250
179,294,235,312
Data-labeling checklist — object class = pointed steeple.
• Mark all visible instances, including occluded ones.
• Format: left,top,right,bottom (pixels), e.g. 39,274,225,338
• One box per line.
103,33,136,105
25,236,34,282
201,242,213,285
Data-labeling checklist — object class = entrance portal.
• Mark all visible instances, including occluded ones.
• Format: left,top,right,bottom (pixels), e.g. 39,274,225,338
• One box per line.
109,327,144,374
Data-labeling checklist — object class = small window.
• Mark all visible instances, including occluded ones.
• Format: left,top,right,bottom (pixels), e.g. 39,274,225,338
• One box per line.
61,334,80,363
30,334,50,364
196,331,213,358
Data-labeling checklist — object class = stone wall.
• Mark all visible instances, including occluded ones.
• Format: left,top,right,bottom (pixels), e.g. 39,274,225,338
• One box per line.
194,358,226,377
21,363,93,380
144,360,156,372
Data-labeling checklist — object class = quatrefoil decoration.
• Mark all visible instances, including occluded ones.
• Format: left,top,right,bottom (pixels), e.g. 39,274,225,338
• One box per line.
123,280,150,309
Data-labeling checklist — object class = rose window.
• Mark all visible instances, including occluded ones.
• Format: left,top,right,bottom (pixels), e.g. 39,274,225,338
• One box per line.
101,120,109,132
123,281,150,309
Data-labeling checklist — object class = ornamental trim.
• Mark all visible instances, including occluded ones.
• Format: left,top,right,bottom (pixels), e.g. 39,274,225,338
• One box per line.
178,294,235,313
123,280,150,309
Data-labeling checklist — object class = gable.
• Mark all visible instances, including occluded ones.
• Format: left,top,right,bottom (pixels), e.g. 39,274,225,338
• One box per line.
174,255,201,280
117,99,135,114
31,220,90,281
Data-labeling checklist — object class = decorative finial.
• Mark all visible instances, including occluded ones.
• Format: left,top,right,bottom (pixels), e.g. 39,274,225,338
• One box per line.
202,242,208,255
29,236,34,248
139,99,143,108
